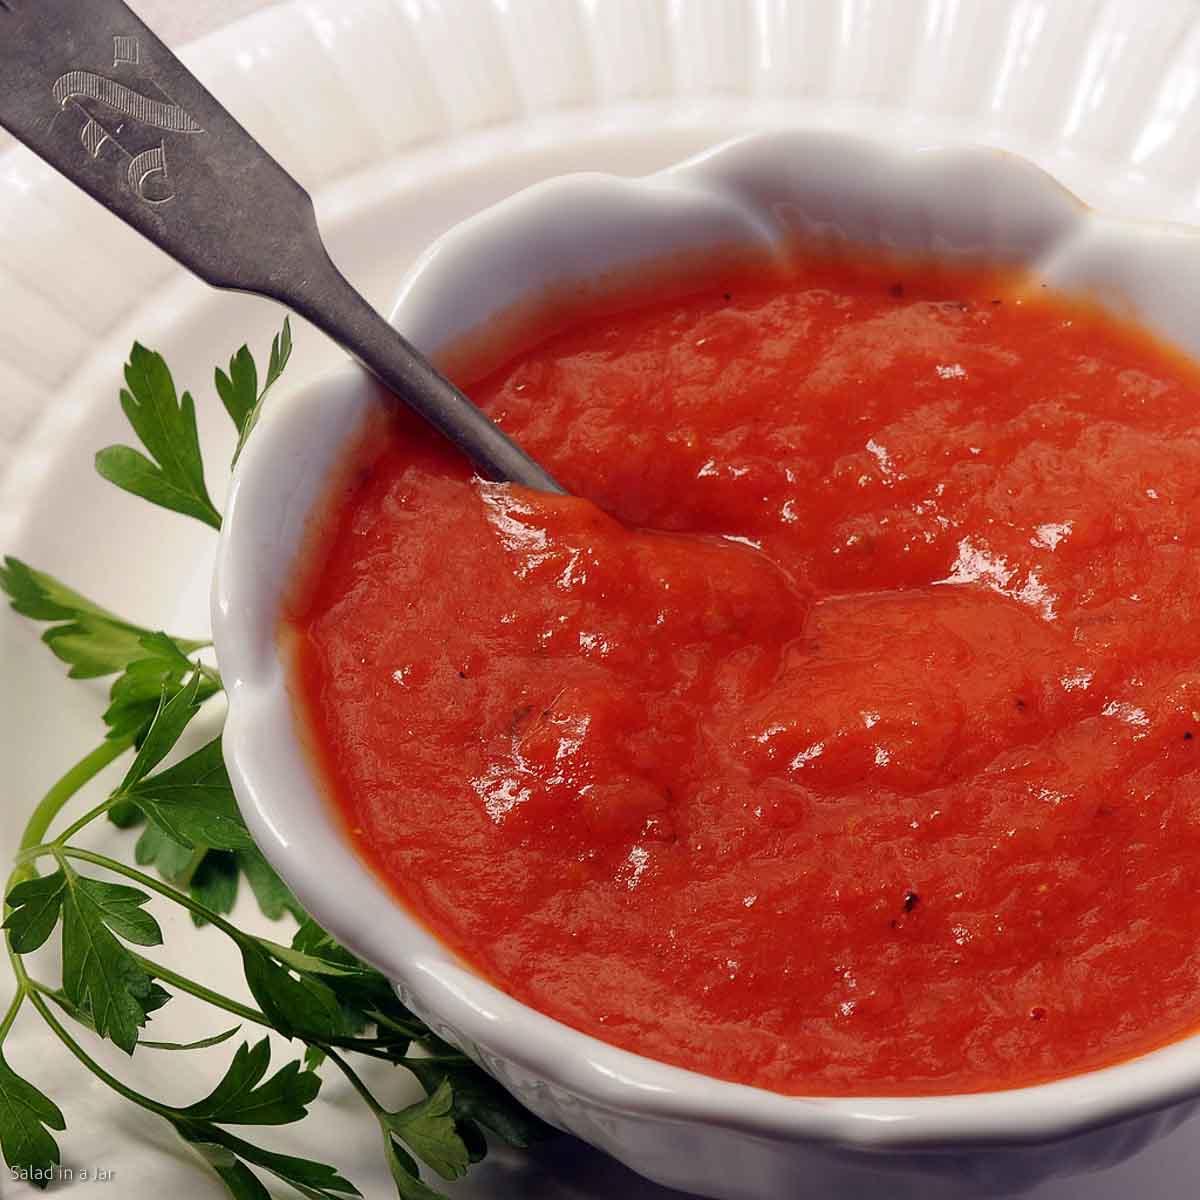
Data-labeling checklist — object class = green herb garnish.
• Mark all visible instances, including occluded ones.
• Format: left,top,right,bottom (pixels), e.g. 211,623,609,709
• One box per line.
0,320,549,1195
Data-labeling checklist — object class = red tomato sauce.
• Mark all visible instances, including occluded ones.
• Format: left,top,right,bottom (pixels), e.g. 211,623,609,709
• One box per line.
287,255,1200,1095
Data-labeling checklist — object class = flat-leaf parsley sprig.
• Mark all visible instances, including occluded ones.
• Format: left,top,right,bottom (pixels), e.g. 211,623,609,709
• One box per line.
0,322,548,1196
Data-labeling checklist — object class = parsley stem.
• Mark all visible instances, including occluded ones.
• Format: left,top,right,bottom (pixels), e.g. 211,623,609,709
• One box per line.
0,990,23,1044
323,1046,385,1116
51,797,117,849
13,737,133,883
325,1039,417,1062
128,953,269,1028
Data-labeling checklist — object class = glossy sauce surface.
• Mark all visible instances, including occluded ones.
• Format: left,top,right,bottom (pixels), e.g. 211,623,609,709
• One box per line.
289,258,1200,1095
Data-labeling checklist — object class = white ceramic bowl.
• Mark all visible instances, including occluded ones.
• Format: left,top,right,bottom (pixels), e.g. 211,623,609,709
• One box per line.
212,131,1200,1200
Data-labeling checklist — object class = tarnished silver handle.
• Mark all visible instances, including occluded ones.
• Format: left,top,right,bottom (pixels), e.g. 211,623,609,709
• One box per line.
0,0,564,493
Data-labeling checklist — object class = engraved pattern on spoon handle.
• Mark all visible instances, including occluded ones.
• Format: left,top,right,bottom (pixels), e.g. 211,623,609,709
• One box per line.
0,0,317,295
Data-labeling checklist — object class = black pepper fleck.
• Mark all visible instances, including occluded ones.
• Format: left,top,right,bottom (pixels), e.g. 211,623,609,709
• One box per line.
889,282,904,298
903,891,920,913
1030,1006,1047,1021
1015,698,1026,711
723,291,732,301
1186,731,1194,741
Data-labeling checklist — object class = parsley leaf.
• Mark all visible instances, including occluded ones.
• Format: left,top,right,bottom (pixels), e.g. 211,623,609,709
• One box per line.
0,558,206,684
187,851,240,928
404,1051,552,1150
4,873,68,953
288,918,364,971
177,1123,360,1199
0,557,212,759
140,1025,241,1052
42,620,152,681
384,1081,470,1181
109,670,223,822
59,868,164,1053
383,1137,447,1200
214,345,257,434
67,874,160,946
237,847,304,922
0,557,136,625
0,1051,65,1187
175,1039,319,1125
135,829,303,931
217,319,292,464
124,745,299,931
135,830,241,931
103,635,220,743
265,320,293,396
239,943,343,1042
117,738,252,852
117,674,204,791
95,344,222,529
285,921,423,1044
203,1155,272,1200
134,822,195,881
37,983,170,1037
256,938,371,981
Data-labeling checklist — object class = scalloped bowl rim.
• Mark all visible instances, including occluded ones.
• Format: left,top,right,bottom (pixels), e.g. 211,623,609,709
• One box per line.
213,130,1200,1152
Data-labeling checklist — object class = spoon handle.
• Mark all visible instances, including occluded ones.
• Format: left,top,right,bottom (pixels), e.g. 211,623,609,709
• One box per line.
0,0,565,493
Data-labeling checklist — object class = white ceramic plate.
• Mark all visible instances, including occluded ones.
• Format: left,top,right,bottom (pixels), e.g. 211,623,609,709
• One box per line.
8,1,1200,1196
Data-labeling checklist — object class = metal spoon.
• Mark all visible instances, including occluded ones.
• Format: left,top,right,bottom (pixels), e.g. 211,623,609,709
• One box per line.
0,0,565,494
